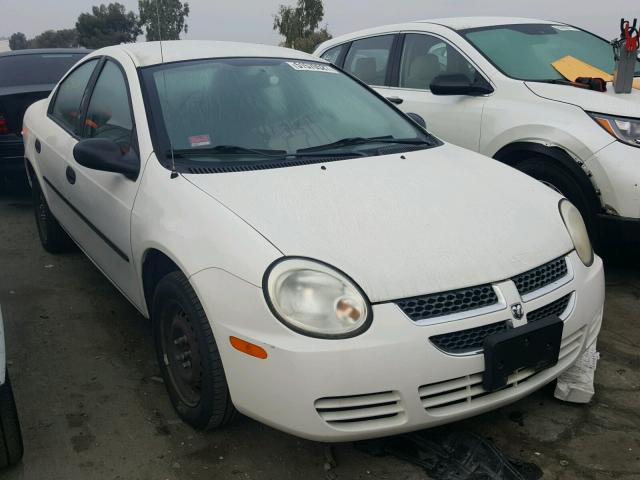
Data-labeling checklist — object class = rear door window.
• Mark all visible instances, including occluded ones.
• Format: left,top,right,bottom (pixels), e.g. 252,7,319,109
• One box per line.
343,35,395,86
0,53,87,88
50,59,99,134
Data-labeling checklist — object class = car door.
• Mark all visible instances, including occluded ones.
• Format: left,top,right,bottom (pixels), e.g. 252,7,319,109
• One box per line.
38,58,101,237
41,56,145,309
378,33,489,151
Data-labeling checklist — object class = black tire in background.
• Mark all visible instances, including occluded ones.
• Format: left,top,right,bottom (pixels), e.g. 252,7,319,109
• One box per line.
152,271,237,430
31,179,74,254
0,371,24,469
515,158,600,250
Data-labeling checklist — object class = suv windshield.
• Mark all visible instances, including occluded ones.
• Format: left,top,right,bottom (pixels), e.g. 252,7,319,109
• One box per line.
461,23,640,81
142,58,433,167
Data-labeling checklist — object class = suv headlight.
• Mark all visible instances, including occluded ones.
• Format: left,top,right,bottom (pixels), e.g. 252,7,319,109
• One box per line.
559,199,594,266
589,112,640,148
263,258,372,338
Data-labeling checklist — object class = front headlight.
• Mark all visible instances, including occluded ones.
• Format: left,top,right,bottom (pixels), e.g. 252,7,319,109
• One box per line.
589,112,640,148
559,199,594,267
263,258,371,338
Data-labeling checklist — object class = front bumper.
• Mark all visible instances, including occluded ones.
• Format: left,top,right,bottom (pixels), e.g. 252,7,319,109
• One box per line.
191,251,604,442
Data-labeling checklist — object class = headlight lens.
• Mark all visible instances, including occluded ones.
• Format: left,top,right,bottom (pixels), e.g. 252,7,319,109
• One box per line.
264,258,371,338
559,199,594,266
589,112,640,148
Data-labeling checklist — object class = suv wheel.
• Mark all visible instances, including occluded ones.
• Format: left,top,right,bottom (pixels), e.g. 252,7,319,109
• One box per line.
152,271,237,430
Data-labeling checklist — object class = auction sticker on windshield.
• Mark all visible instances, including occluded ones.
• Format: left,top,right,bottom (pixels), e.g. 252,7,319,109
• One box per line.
189,134,211,147
287,62,337,73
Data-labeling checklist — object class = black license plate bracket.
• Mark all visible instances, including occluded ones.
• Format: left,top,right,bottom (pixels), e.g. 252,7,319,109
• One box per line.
483,316,564,392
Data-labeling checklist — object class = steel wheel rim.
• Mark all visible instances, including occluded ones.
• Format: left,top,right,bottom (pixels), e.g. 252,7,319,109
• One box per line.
161,302,202,408
37,191,49,243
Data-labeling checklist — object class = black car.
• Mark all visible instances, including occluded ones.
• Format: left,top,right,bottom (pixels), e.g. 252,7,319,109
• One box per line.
0,48,90,183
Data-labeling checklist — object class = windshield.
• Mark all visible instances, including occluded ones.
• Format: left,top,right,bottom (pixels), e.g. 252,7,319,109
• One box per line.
142,58,432,168
0,53,87,88
461,24,640,81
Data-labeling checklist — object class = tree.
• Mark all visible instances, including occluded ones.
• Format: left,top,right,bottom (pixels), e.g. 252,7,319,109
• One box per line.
76,3,142,49
9,32,29,50
138,0,189,41
29,29,79,48
273,0,332,53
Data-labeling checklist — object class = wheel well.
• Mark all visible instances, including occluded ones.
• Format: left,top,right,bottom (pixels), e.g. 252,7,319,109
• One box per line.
493,142,602,213
142,249,180,313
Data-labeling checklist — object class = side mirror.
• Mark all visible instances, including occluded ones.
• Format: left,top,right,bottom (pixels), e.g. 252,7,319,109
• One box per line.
406,112,427,129
73,138,140,180
430,74,494,96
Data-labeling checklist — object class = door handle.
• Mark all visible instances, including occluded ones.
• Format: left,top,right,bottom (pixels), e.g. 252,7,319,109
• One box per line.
66,166,76,185
386,96,404,105
35,139,41,153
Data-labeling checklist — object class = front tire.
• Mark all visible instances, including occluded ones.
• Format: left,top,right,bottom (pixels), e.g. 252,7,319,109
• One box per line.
0,372,24,469
152,271,236,430
31,179,74,254
515,159,598,246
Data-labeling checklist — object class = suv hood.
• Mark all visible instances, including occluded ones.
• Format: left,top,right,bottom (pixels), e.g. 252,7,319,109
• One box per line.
526,81,640,118
184,144,573,302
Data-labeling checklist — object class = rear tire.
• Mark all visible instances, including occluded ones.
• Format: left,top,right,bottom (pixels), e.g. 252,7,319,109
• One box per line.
0,372,24,469
152,271,237,430
515,158,599,248
31,179,74,254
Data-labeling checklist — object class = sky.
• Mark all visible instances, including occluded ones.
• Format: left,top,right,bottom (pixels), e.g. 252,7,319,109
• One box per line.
0,0,635,43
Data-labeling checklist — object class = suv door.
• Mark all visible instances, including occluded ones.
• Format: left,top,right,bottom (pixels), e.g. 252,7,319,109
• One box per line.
380,33,489,151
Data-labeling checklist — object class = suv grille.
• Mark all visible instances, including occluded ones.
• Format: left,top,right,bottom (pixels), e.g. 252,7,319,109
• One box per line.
512,257,568,296
430,321,509,355
395,285,498,322
527,294,572,323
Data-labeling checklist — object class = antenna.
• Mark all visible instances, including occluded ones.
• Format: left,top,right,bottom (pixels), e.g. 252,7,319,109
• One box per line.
155,0,178,178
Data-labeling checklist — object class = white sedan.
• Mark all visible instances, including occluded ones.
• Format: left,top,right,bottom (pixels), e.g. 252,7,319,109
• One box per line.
23,41,604,442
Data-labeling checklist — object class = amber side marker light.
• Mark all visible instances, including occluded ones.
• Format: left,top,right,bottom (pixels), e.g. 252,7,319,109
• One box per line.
230,336,268,359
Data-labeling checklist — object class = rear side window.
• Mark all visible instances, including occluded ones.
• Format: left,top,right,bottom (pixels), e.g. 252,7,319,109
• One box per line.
83,61,134,151
343,35,395,86
50,59,99,133
320,45,344,65
0,53,87,88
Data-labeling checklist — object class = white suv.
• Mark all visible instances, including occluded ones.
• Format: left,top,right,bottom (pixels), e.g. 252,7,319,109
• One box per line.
315,17,640,249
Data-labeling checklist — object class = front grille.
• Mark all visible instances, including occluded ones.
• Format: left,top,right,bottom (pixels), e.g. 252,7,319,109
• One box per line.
315,391,405,430
527,293,572,322
395,285,498,322
430,321,508,355
419,327,585,415
512,257,568,296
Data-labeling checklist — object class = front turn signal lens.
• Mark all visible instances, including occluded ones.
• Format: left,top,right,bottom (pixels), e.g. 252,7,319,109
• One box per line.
230,336,268,359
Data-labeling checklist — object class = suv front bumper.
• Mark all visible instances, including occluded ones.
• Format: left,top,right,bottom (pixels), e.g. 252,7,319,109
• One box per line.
191,251,604,442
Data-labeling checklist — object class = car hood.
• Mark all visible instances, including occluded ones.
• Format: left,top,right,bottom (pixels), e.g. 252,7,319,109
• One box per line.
184,144,573,302
526,81,640,118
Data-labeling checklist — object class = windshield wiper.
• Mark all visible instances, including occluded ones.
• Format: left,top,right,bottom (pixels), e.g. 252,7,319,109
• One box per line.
170,145,287,158
296,136,432,154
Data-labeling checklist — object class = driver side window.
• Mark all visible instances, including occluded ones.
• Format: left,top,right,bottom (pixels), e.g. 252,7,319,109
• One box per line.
82,60,134,153
399,34,478,90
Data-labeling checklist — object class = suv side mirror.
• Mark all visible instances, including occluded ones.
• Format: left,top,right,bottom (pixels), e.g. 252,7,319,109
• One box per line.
430,74,494,96
73,138,140,180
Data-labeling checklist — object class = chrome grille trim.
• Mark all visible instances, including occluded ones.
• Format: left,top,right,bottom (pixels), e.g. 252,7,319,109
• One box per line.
518,256,573,302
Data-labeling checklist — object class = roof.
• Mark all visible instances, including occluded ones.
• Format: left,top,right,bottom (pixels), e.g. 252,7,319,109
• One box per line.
95,40,321,67
0,48,91,58
416,17,558,30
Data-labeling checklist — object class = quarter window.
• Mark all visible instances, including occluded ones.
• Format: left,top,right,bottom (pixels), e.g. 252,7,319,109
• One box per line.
343,35,395,86
320,45,344,65
50,59,99,133
83,61,134,151
399,34,478,90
